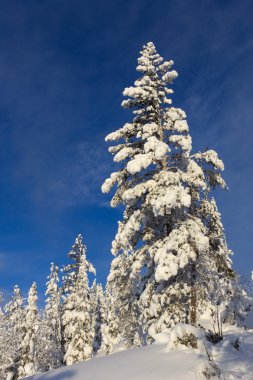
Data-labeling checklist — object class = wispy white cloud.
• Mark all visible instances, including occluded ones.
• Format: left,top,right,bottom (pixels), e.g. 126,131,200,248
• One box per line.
32,140,112,208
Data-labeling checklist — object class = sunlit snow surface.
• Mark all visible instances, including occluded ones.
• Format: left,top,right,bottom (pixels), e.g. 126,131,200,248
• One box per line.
28,344,202,380
29,311,253,380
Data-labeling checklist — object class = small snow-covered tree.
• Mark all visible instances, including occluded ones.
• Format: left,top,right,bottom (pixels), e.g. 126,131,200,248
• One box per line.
99,263,141,354
107,252,142,348
2,286,25,378
102,41,236,339
221,276,249,325
0,294,15,379
100,282,120,353
198,199,234,309
35,263,63,372
61,234,95,365
4,285,25,329
21,282,39,378
45,263,62,366
9,282,39,379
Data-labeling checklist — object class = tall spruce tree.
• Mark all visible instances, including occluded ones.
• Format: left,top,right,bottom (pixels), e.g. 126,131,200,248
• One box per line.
61,234,95,365
102,42,235,340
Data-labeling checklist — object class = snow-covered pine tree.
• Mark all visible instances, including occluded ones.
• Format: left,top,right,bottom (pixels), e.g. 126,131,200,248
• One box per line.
100,282,120,353
198,199,235,315
2,286,25,378
35,263,63,373
45,263,62,367
4,285,25,330
9,282,39,379
0,306,9,379
0,294,15,379
61,234,95,366
102,41,236,340
107,251,142,348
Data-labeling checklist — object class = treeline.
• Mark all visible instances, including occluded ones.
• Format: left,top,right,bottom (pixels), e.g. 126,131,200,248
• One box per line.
0,235,107,379
0,232,249,380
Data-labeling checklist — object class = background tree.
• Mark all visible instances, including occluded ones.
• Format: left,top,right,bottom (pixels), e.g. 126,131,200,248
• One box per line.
8,282,39,379
100,282,120,354
61,234,95,365
107,251,142,348
35,263,63,372
3,286,25,379
0,293,16,379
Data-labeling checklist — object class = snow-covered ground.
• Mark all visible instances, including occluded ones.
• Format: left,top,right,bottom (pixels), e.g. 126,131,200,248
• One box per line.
28,343,204,380
28,319,253,380
212,328,253,379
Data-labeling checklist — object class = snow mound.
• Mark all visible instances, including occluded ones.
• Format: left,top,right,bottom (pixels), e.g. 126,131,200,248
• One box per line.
28,343,203,380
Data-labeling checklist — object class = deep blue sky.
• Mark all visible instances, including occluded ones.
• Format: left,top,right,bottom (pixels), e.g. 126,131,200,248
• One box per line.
0,0,252,303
